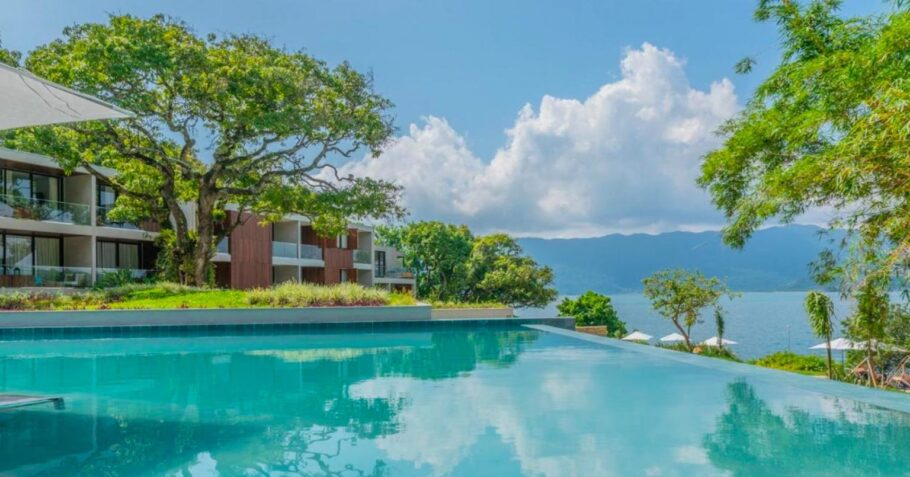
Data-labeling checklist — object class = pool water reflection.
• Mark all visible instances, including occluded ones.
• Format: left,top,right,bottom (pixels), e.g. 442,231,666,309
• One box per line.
0,327,907,476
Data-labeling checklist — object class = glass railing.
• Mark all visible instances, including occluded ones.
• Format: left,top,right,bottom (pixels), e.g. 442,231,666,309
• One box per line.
375,267,414,279
96,205,139,229
0,265,93,287
216,237,229,254
0,194,90,225
353,249,372,264
272,241,298,258
95,268,152,284
299,244,322,260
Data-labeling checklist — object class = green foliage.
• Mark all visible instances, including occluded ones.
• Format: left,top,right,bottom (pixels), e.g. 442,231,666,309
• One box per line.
246,282,389,307
4,14,403,285
659,341,741,362
804,290,836,377
556,291,627,335
642,269,735,349
0,37,21,66
699,2,910,289
751,351,829,375
380,221,557,308
0,282,405,310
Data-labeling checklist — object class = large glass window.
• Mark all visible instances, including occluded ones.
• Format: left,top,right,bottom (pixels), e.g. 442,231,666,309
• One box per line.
5,235,32,274
98,184,116,208
97,240,141,269
96,241,117,269
32,175,60,203
118,243,139,269
6,170,31,199
34,237,60,267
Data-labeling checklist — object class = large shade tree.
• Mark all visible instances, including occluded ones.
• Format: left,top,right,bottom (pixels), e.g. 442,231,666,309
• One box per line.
698,1,910,291
642,269,733,350
377,221,557,308
3,15,403,285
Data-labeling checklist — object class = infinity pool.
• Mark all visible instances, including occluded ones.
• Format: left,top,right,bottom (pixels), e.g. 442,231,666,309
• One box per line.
0,325,908,476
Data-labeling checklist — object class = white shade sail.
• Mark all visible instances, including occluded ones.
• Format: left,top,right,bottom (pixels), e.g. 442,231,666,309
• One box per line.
0,62,132,130
659,333,686,343
810,337,861,351
702,336,737,346
622,331,652,341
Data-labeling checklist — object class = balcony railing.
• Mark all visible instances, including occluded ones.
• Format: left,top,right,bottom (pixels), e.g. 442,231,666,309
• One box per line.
375,267,414,279
216,237,229,254
353,249,372,264
0,194,90,225
299,244,322,260
0,265,93,288
95,268,153,284
96,205,139,229
272,241,298,258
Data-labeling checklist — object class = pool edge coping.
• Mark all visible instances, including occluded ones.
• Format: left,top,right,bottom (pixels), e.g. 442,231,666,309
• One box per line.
527,324,910,415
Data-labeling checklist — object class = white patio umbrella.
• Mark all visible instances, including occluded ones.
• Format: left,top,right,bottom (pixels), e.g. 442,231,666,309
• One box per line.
702,336,737,347
0,62,132,130
659,333,686,343
622,331,652,342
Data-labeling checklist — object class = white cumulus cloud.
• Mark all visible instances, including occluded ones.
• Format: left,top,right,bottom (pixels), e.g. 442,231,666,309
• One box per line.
342,43,739,237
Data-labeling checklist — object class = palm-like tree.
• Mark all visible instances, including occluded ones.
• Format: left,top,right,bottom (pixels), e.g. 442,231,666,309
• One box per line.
804,291,835,378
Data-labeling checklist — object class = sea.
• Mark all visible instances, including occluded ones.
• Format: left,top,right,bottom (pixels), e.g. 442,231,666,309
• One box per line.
518,291,879,360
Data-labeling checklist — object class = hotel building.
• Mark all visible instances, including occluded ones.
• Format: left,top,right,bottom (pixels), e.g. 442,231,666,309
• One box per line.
0,147,414,292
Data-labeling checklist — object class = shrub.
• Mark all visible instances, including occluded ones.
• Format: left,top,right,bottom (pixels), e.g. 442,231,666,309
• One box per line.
556,291,627,335
246,282,389,307
750,352,828,374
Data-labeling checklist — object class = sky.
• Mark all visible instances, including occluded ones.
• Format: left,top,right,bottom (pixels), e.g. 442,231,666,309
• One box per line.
0,0,889,238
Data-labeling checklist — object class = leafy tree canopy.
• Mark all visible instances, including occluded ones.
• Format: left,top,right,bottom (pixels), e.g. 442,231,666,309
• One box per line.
0,38,21,66
2,15,404,285
642,269,734,349
556,291,627,336
699,1,910,289
377,221,557,308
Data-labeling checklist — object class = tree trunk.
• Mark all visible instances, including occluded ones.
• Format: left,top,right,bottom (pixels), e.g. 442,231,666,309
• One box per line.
825,334,833,379
867,345,878,387
192,191,217,287
673,318,691,351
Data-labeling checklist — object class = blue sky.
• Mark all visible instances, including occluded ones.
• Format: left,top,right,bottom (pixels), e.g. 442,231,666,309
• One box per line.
0,1,888,237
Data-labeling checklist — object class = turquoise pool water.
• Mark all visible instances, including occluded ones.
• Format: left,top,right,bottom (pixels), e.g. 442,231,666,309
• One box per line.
0,325,909,476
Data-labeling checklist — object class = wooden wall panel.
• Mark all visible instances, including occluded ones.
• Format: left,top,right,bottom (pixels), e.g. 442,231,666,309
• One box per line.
323,248,352,284
301,267,325,284
228,211,272,289
214,262,231,288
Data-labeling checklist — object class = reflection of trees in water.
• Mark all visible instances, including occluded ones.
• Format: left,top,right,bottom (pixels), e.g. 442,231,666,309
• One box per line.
703,380,910,477
0,329,538,476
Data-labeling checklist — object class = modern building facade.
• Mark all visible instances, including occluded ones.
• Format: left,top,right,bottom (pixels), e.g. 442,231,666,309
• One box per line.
0,147,415,292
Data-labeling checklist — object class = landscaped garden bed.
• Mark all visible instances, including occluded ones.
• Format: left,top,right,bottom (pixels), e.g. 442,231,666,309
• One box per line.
0,282,416,311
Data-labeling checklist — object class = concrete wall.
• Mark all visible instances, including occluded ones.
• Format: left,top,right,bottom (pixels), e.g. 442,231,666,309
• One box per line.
0,305,434,329
431,308,514,319
63,236,92,268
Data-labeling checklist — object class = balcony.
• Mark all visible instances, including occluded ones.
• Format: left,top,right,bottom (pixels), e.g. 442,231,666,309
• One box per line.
272,241,298,259
353,249,372,264
299,244,322,260
96,205,139,229
0,194,90,225
0,265,93,288
95,268,153,284
375,267,414,279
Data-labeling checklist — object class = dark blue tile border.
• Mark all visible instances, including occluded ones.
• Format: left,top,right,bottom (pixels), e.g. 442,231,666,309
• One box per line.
0,317,574,341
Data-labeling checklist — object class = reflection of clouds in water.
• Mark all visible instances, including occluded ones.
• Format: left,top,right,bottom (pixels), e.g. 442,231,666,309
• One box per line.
349,357,693,477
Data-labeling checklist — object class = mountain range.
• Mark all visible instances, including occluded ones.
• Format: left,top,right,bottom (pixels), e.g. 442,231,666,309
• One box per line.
518,225,842,294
